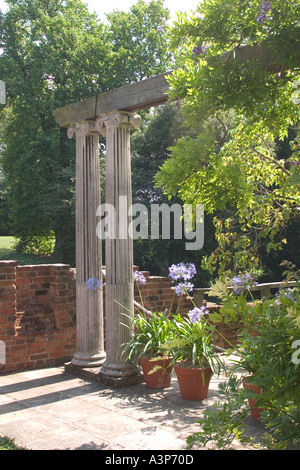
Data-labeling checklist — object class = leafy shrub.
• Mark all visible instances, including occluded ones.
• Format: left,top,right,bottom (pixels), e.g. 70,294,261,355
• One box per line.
186,273,300,450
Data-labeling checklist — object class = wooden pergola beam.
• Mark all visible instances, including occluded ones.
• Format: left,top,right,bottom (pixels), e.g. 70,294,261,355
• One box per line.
53,72,170,127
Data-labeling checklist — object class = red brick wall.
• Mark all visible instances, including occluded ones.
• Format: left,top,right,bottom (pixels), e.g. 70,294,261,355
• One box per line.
0,262,239,373
0,261,76,373
134,271,194,315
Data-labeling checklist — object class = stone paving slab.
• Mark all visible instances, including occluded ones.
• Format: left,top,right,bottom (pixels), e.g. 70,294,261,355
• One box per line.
0,365,265,451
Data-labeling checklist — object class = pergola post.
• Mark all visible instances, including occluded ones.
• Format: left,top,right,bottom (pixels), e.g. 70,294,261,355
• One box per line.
95,111,141,379
67,121,105,367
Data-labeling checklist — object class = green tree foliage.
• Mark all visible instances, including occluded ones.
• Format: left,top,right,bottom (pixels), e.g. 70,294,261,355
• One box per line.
0,0,113,261
131,103,218,285
155,0,300,276
132,103,185,206
106,0,172,83
131,104,192,276
0,0,171,263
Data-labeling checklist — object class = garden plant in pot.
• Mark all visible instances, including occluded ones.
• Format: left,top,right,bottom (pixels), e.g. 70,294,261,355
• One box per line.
234,329,266,421
164,306,224,400
121,310,174,389
121,263,197,390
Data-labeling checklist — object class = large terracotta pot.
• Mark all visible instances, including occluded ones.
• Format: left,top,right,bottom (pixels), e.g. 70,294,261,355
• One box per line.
242,376,264,421
174,363,212,400
139,357,173,389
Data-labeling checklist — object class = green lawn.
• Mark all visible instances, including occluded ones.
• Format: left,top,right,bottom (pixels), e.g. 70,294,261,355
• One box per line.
0,236,53,265
0,236,16,258
0,236,15,249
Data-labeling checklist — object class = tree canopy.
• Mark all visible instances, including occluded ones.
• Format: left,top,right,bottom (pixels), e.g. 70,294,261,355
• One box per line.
155,0,300,276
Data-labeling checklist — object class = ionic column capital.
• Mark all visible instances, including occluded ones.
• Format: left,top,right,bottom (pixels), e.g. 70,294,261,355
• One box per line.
95,110,142,136
67,120,98,139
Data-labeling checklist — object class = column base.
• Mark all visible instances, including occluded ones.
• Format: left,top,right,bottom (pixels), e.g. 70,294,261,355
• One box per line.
100,359,140,378
71,351,106,368
98,370,145,388
64,362,145,388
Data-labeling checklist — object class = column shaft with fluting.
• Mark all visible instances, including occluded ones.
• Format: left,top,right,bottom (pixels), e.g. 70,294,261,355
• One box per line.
67,121,105,367
96,111,141,377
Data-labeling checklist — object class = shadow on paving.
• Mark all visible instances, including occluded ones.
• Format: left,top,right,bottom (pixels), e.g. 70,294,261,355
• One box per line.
0,367,267,450
0,373,102,415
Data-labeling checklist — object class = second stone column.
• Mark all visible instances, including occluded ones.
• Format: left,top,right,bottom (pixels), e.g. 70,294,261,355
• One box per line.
96,111,142,379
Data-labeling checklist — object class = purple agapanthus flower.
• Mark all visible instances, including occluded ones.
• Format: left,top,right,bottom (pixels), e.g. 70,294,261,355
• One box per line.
188,306,209,323
275,288,298,305
175,282,194,296
169,262,196,281
257,1,271,23
133,270,146,285
232,274,257,295
86,278,102,290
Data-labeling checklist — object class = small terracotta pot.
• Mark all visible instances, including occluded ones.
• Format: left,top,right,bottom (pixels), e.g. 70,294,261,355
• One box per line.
242,376,264,421
174,363,212,400
139,357,173,389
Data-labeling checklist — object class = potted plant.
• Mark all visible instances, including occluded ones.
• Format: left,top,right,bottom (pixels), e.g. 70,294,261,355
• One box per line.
121,310,174,389
164,306,224,400
121,264,198,389
241,376,264,421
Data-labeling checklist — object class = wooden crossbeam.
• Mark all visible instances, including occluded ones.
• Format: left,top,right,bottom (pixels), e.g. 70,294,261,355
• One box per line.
53,72,170,127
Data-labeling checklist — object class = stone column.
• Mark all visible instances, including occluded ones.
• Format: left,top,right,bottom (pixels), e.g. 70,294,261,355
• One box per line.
67,121,105,367
95,111,141,378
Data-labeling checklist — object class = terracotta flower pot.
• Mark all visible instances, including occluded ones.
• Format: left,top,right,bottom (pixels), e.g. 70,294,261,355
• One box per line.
242,376,264,421
174,363,212,400
139,356,173,389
